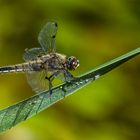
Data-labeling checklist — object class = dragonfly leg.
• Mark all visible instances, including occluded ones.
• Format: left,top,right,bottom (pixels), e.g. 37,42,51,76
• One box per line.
45,71,61,95
63,70,74,82
60,70,75,98
45,76,53,95
45,76,53,103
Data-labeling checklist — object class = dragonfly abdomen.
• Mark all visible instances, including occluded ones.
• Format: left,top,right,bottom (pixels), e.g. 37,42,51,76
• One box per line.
0,64,32,74
0,66,17,73
0,61,43,74
0,64,25,74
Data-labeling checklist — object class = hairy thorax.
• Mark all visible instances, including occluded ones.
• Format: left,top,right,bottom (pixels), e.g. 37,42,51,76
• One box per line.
39,53,66,72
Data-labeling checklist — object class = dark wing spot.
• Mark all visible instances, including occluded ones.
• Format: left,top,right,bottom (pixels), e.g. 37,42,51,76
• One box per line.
52,35,56,38
54,22,58,27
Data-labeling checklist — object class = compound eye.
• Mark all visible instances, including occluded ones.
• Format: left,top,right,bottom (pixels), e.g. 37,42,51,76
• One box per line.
68,57,73,61
66,56,79,70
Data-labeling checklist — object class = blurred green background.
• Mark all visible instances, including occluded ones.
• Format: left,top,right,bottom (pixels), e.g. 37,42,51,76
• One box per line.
0,0,140,140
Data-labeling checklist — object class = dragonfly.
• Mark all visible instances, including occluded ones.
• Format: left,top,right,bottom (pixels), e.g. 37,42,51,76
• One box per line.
0,22,80,95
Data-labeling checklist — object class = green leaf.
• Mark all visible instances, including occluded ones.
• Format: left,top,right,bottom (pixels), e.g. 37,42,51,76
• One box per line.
0,48,139,133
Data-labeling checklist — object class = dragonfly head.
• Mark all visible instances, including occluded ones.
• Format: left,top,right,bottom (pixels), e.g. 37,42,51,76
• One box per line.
66,56,80,70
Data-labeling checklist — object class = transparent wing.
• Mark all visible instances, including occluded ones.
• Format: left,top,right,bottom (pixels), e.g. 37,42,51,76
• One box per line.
26,70,74,93
55,70,73,81
26,71,49,93
38,22,58,53
23,47,45,61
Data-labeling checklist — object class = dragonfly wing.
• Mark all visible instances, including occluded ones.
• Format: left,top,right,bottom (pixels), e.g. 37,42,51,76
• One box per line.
26,71,49,93
52,70,74,82
23,47,45,61
38,22,58,53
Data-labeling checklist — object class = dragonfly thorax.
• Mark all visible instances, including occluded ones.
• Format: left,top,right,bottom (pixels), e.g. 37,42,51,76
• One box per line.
40,53,67,72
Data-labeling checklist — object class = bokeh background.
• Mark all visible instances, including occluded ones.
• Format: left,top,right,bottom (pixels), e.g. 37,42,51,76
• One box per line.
0,0,140,140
